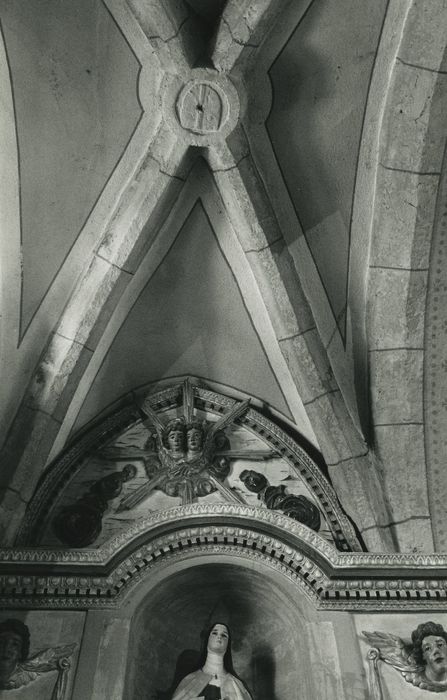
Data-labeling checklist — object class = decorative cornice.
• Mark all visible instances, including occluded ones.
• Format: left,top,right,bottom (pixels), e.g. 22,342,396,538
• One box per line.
3,504,447,611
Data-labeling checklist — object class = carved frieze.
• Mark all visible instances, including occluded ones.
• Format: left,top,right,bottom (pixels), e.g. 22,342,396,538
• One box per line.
3,504,447,611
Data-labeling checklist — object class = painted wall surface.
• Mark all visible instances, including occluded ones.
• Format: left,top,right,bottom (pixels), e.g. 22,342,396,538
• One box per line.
0,610,84,699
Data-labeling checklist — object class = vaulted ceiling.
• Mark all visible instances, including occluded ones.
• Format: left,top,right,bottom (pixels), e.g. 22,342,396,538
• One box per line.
1,0,446,555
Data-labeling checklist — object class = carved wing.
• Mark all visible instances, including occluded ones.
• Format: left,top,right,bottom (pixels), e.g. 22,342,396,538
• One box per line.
203,400,250,459
22,643,76,672
362,631,418,672
7,644,76,689
5,666,40,689
157,444,182,473
140,402,165,443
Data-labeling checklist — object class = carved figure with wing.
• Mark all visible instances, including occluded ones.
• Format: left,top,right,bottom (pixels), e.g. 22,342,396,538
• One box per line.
363,622,447,695
0,618,76,698
97,379,277,513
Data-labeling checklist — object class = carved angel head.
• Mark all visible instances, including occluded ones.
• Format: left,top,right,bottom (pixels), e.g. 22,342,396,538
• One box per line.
186,420,207,454
0,619,30,685
412,622,447,683
364,622,447,693
162,418,186,453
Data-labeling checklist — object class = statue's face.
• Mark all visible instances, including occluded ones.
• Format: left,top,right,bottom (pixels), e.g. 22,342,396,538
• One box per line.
0,632,22,681
207,624,229,656
422,635,447,681
187,427,203,452
167,428,184,452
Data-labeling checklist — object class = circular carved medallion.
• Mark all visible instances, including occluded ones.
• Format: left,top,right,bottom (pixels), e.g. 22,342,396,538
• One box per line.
177,81,228,134
169,71,240,145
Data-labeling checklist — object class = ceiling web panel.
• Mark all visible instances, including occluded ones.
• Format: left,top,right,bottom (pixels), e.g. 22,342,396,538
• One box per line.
267,0,389,341
1,0,142,336
73,199,292,433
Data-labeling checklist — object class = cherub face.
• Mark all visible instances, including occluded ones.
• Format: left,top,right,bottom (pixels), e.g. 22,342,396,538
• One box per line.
422,635,447,681
167,429,184,452
187,427,203,452
0,632,22,682
207,624,229,656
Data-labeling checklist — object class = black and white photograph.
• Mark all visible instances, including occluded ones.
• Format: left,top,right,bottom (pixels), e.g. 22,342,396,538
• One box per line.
0,0,447,697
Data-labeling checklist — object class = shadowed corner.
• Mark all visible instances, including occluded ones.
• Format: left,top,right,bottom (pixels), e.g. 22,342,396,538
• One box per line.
153,648,201,700
251,643,277,700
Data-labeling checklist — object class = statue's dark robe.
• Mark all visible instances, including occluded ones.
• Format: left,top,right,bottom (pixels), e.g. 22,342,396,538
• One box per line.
172,670,252,700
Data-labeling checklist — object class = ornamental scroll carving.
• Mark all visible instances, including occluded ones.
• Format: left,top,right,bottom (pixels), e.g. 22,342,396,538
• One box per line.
364,622,447,696
53,465,137,547
239,469,321,531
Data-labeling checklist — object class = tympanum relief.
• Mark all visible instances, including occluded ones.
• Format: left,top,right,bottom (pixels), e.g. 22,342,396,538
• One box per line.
364,622,447,696
31,381,339,549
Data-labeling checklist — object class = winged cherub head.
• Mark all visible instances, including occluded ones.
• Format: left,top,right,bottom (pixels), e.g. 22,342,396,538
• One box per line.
0,619,30,686
186,420,206,455
412,621,447,683
162,419,186,456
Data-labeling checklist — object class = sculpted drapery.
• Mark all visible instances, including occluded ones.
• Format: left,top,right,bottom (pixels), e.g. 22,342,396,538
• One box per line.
171,623,253,700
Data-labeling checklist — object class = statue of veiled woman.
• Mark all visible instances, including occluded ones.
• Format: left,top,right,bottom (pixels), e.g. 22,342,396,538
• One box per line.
171,623,252,700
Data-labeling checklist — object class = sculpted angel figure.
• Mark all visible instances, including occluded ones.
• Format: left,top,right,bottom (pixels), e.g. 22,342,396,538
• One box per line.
363,621,447,694
0,618,76,695
114,392,251,510
172,623,252,700
143,407,232,482
160,418,225,478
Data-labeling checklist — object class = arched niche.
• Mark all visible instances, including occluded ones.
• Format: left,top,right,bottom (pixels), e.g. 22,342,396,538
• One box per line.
124,560,321,700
